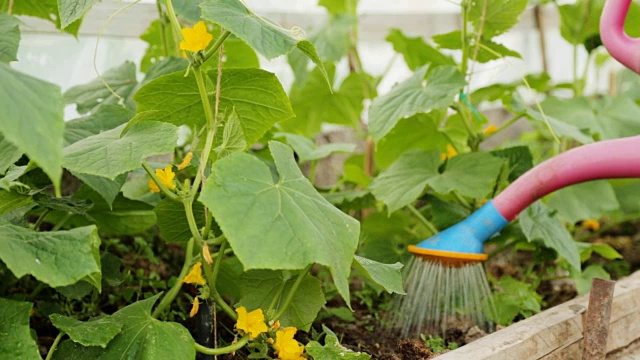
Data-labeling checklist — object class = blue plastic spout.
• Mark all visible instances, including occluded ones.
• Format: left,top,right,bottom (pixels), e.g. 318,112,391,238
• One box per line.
408,201,508,263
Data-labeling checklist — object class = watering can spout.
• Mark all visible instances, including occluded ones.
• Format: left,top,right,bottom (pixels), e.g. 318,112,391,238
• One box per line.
601,0,640,74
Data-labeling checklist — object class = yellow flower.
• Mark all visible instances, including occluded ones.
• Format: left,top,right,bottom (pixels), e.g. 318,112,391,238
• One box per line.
148,165,176,193
235,306,268,339
583,219,600,231
178,151,193,170
440,144,458,161
274,327,305,360
183,262,206,285
483,124,498,135
180,21,213,53
202,244,213,265
271,320,281,331
190,297,200,318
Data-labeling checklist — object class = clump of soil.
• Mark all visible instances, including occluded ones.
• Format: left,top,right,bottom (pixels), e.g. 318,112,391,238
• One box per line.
396,340,434,359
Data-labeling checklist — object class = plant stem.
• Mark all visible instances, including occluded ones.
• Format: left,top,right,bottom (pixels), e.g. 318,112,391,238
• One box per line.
183,199,204,245
152,238,194,318
142,162,181,202
210,241,227,285
460,0,470,80
51,213,73,231
156,0,170,57
7,0,13,15
33,209,51,231
577,213,640,242
201,30,231,65
163,0,183,42
274,265,312,320
573,44,580,95
45,332,64,360
482,114,525,141
203,210,213,240
407,205,438,235
308,160,318,185
195,335,249,355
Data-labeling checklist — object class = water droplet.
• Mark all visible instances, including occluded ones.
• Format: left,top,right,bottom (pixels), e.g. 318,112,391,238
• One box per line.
35,259,41,265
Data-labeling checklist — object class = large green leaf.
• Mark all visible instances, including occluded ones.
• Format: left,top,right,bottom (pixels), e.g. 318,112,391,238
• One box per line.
490,146,533,182
428,152,505,198
284,65,371,136
571,264,610,295
63,105,133,146
386,28,455,70
547,181,620,223
368,65,465,141
353,255,405,295
275,133,356,163
73,173,126,209
0,134,22,175
0,298,40,360
199,141,360,305
374,113,449,169
611,179,640,213
307,334,371,360
213,108,247,158
318,0,359,15
63,122,177,179
238,270,325,331
0,12,20,63
173,0,204,23
0,63,64,193
469,0,528,38
312,14,356,62
594,96,640,139
58,0,99,29
519,202,581,270
64,62,138,114
52,294,196,360
202,37,260,70
0,221,101,287
155,198,206,243
370,150,440,213
359,211,416,264
134,69,294,145
50,314,122,348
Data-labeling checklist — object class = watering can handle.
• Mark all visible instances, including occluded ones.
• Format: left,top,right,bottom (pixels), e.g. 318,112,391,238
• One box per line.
493,135,640,221
601,0,640,74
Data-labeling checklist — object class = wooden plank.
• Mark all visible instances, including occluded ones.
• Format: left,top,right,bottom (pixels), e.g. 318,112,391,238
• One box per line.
436,271,640,360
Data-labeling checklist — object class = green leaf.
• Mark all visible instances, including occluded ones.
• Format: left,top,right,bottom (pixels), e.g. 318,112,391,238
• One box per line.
12,0,81,36
64,62,137,115
173,0,205,23
571,264,610,295
359,211,415,263
0,221,101,287
0,63,64,193
238,270,325,331
489,276,542,326
353,255,405,295
429,152,505,198
58,0,99,29
375,113,449,169
201,38,260,70
594,96,640,139
63,122,178,179
50,314,122,348
199,141,360,306
611,179,640,213
306,335,371,360
142,56,189,83
275,133,355,163
370,150,440,213
519,202,581,270
469,0,528,38
368,65,465,141
386,28,455,70
283,65,370,136
0,191,32,217
52,294,196,360
154,198,206,243
72,173,126,210
318,0,359,15
134,69,294,145
0,298,40,360
547,181,620,223
61,187,157,236
312,15,357,62
200,0,329,83
577,242,622,263
0,12,20,63
140,19,177,73
214,108,247,158
432,30,521,63
490,146,533,182
63,105,133,146
558,0,604,46
0,135,22,175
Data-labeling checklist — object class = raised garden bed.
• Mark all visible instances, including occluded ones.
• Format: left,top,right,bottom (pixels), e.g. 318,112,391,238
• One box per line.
436,270,640,359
